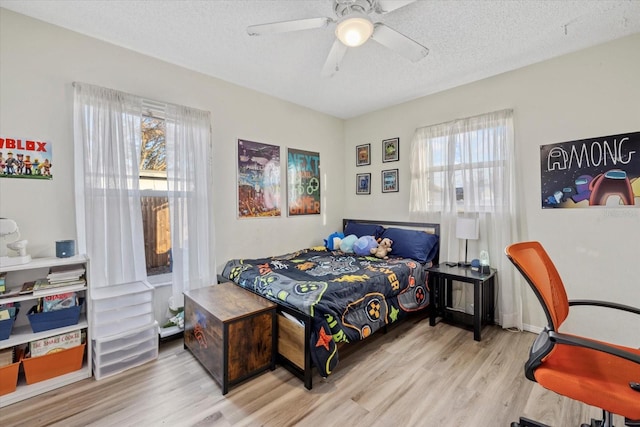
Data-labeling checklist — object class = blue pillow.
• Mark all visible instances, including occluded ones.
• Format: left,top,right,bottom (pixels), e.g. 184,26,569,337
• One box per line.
381,227,439,263
344,221,384,239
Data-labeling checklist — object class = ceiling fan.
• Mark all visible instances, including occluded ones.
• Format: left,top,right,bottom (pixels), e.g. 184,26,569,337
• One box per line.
247,0,429,77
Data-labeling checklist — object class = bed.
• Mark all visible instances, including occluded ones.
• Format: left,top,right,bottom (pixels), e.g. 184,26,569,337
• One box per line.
219,219,440,389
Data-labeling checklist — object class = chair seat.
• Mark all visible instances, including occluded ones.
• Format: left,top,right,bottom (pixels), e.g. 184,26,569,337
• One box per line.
534,337,640,420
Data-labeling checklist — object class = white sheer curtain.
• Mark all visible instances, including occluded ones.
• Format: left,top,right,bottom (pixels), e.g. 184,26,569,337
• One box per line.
165,104,215,308
409,109,522,330
73,83,147,287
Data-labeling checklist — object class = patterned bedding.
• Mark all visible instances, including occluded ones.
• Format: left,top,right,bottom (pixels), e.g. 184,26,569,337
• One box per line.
221,247,430,378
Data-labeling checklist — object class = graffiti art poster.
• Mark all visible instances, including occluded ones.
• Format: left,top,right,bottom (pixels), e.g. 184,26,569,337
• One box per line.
287,148,320,216
0,137,53,180
237,139,281,218
540,131,640,208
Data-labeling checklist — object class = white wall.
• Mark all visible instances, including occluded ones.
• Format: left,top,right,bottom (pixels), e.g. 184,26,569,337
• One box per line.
0,9,345,277
343,34,640,345
2,9,638,342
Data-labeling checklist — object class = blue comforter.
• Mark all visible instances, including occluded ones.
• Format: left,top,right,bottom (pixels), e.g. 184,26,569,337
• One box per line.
221,248,430,378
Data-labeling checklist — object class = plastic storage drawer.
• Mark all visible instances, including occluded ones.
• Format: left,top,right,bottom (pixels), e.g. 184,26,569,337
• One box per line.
92,345,158,380
91,301,153,325
91,281,152,313
92,322,157,356
93,311,154,338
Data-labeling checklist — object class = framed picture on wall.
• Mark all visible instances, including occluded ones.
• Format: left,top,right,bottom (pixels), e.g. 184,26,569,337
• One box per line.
381,169,399,193
237,139,281,218
382,138,399,162
356,143,371,166
287,148,320,216
356,173,371,195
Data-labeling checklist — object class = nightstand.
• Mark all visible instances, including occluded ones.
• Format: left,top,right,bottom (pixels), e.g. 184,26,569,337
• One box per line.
427,264,496,341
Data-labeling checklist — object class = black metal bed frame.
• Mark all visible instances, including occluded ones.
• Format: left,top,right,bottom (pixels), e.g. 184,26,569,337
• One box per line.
223,218,440,390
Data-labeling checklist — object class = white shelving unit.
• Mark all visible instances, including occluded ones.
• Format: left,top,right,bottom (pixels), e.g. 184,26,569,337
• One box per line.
0,255,92,408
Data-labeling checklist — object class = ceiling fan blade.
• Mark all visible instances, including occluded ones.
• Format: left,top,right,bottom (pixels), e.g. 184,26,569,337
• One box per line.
370,23,428,62
247,17,331,36
374,0,417,14
321,39,348,78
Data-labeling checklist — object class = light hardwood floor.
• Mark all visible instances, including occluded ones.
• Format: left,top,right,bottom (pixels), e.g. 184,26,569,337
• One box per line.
0,314,625,427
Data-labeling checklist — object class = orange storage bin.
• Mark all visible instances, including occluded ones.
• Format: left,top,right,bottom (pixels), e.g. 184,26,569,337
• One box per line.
22,343,85,384
0,360,20,395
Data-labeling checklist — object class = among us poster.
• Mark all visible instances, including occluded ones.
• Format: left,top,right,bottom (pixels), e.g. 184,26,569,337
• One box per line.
237,139,281,218
287,148,320,216
540,131,640,208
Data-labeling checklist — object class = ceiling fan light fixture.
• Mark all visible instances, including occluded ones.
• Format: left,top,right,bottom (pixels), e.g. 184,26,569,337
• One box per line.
335,13,374,47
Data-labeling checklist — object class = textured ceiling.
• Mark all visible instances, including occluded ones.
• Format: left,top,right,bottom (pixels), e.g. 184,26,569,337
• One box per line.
2,0,640,119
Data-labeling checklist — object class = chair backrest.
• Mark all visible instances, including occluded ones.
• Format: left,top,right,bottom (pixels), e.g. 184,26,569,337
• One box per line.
505,241,569,332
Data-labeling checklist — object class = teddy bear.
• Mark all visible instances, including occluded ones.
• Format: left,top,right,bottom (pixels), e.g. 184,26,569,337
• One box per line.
371,237,393,259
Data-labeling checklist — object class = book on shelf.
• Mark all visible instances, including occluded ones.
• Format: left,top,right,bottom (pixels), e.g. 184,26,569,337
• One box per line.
29,329,82,357
31,278,86,296
0,272,5,293
0,347,14,367
0,288,20,299
42,292,77,312
47,264,85,283
20,280,37,294
32,282,86,297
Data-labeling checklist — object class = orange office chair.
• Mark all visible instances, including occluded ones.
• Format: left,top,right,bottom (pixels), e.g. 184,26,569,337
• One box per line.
505,241,640,427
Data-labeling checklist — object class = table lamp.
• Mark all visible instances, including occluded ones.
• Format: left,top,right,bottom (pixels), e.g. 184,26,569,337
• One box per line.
456,216,479,267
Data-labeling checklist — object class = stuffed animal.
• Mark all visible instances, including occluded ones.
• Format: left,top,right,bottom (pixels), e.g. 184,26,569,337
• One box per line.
339,234,358,253
353,235,378,256
371,237,393,259
324,231,344,251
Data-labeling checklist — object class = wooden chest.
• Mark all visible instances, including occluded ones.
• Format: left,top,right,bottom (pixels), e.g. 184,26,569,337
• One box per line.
184,282,276,394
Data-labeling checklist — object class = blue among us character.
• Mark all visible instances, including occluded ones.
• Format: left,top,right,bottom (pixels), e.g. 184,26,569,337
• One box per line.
572,175,593,203
546,190,564,206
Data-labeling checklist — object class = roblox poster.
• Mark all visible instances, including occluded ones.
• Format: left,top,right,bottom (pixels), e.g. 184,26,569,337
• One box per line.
237,139,281,218
0,137,53,180
287,148,320,216
540,131,640,208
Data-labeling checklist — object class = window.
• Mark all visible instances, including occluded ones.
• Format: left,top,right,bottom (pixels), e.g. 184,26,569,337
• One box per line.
410,110,512,214
140,113,171,276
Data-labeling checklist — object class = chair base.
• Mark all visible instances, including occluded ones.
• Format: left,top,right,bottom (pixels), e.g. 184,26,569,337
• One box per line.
511,413,640,427
511,417,550,427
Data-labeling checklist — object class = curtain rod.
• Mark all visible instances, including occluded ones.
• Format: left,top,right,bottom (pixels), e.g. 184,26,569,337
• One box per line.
72,81,210,116
414,108,513,133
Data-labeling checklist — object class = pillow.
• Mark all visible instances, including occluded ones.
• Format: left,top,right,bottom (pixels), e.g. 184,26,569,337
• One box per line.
380,227,439,263
344,221,384,239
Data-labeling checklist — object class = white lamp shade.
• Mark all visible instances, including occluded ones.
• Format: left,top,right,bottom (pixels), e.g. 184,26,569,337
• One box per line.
456,217,479,240
335,13,374,47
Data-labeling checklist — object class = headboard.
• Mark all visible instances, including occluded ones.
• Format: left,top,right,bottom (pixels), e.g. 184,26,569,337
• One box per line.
342,218,440,265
